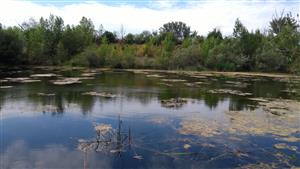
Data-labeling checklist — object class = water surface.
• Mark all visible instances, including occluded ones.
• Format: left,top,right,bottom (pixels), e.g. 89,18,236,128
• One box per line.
0,68,299,169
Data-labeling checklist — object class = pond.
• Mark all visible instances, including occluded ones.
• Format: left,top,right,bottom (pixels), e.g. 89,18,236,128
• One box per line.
0,67,299,169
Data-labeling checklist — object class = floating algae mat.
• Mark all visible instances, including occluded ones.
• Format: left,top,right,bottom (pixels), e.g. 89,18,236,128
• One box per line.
82,91,119,98
1,68,300,169
160,98,189,108
178,99,300,139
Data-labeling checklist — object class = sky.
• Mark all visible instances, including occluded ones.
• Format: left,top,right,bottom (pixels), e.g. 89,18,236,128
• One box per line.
0,0,299,35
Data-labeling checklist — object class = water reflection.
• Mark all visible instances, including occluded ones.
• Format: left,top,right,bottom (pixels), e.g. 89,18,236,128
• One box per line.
1,68,300,168
0,141,112,169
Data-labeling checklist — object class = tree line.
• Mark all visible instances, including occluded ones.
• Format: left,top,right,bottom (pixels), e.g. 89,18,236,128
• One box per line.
0,12,299,73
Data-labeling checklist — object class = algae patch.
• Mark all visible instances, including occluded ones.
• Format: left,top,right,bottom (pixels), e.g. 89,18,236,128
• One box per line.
5,77,41,83
37,92,55,96
146,74,165,78
30,73,58,78
161,79,187,82
82,91,119,98
178,99,300,140
178,118,222,137
225,98,300,137
0,86,13,89
209,89,252,96
274,143,298,151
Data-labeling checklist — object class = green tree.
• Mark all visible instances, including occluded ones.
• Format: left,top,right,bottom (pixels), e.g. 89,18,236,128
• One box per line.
162,32,175,53
102,31,117,43
124,33,134,44
0,27,24,65
159,21,191,42
207,28,223,40
270,12,299,35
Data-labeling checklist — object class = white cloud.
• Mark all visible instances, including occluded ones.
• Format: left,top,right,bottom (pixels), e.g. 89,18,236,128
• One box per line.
0,0,298,35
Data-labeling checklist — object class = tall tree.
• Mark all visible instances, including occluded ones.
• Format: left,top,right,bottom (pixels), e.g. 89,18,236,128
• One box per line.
270,12,299,35
207,28,223,40
0,27,24,65
159,21,191,42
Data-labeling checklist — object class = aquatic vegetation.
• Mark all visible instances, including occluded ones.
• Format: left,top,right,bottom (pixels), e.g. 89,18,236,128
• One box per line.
209,89,252,96
183,144,191,149
248,97,269,102
148,116,171,124
131,70,149,74
225,98,300,138
189,75,208,79
178,98,300,140
133,155,143,160
161,79,187,82
237,162,276,169
146,74,165,78
81,73,96,77
51,78,82,85
30,73,58,77
1,69,300,168
281,89,298,94
0,86,13,89
94,124,113,134
83,92,118,98
280,137,300,142
225,111,299,137
37,93,55,96
51,76,94,85
0,79,8,82
161,98,188,108
77,139,99,152
178,118,222,137
158,82,173,87
78,117,133,159
184,83,199,87
5,77,41,83
274,143,298,151
257,99,300,116
224,81,249,88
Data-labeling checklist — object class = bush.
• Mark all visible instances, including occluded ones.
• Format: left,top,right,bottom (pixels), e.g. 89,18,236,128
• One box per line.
255,44,287,72
70,46,104,67
169,45,203,70
206,40,246,71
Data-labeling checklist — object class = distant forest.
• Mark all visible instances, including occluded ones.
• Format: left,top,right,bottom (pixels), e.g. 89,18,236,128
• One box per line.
0,12,299,73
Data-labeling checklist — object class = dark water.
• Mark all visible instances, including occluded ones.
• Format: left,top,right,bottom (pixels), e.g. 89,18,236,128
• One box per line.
0,68,299,169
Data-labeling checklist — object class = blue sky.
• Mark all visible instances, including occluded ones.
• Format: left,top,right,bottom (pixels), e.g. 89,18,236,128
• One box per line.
0,0,299,35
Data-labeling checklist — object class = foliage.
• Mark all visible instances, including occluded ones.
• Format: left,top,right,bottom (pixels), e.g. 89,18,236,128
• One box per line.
0,27,24,65
270,12,299,35
159,21,191,42
0,12,299,74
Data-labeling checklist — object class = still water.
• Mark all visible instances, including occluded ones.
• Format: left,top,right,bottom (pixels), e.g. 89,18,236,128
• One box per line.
0,67,299,169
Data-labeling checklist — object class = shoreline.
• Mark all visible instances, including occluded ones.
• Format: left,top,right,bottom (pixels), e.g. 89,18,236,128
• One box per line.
1,65,299,78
